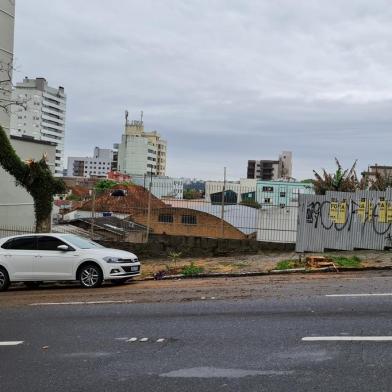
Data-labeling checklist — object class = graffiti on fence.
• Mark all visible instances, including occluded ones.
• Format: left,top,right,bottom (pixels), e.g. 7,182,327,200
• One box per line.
297,190,392,252
305,197,392,237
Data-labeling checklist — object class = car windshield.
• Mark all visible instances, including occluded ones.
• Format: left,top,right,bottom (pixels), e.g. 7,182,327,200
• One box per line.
61,235,105,249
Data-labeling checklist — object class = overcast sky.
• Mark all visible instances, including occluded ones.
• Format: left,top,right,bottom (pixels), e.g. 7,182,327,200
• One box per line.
13,0,392,180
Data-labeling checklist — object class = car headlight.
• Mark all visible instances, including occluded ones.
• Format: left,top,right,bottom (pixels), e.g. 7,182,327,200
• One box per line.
103,257,122,263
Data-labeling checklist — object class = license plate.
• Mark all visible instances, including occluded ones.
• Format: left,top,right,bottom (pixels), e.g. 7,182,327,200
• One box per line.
131,266,139,272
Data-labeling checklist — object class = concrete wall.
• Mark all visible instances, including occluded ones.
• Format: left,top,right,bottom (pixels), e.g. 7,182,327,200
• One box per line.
99,234,295,259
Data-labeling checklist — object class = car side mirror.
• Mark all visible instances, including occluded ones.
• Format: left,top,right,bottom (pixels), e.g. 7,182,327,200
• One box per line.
57,245,70,251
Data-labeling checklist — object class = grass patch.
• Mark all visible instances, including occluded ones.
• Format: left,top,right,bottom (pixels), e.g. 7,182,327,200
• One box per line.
330,256,361,268
275,260,303,270
181,262,204,276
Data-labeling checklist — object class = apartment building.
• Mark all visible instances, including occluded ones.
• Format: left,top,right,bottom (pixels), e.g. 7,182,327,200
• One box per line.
247,151,292,180
67,147,113,178
0,0,15,134
117,115,167,176
256,180,314,207
10,77,67,176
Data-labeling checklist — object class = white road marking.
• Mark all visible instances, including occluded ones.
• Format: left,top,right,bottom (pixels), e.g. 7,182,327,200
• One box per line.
139,338,149,342
0,341,24,346
156,338,165,343
127,338,138,342
326,293,392,297
302,336,392,342
30,300,134,306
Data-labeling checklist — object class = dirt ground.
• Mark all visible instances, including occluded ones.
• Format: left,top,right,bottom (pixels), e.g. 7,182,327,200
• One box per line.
140,250,392,278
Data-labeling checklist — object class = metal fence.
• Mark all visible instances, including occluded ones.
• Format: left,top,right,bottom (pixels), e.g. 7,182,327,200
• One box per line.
0,183,302,243
296,188,392,252
60,182,300,243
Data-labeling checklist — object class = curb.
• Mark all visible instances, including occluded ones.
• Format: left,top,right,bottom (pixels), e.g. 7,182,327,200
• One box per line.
137,265,392,281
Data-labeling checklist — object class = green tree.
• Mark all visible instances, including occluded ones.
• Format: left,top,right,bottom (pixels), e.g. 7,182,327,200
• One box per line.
183,188,203,199
0,126,66,232
94,179,118,192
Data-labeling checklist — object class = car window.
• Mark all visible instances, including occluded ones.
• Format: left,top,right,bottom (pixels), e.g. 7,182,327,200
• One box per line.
2,236,37,250
62,235,104,249
37,236,69,251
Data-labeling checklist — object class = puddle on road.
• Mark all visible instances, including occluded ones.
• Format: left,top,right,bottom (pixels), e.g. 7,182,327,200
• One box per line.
160,367,294,378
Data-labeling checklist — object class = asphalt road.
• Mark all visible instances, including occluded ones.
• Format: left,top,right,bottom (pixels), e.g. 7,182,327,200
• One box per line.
2,273,392,391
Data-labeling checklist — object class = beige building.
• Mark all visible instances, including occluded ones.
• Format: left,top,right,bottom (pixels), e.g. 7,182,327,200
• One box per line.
118,114,167,176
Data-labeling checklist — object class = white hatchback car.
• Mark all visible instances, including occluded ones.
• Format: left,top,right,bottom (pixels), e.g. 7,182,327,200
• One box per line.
0,233,141,291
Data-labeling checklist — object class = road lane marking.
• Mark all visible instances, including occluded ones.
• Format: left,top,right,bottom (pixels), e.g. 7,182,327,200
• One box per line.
127,338,138,342
0,341,24,346
157,338,165,343
139,338,149,342
29,300,135,306
302,336,392,342
326,293,392,297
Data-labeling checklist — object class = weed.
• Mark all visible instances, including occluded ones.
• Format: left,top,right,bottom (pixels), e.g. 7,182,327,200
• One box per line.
275,259,304,270
330,256,361,268
181,262,204,276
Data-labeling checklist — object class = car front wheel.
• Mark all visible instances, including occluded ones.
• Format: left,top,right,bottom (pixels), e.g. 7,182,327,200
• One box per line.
0,267,10,292
79,264,103,289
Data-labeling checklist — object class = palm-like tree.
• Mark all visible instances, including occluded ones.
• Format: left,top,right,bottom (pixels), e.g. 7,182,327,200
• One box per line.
313,159,359,195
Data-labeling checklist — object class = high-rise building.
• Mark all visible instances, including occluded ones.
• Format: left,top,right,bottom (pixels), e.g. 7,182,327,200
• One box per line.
0,1,57,227
117,114,167,176
247,151,292,180
0,0,15,134
67,147,113,178
10,77,67,176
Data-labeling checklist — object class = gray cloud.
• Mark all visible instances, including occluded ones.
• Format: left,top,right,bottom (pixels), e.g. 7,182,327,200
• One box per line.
13,0,392,180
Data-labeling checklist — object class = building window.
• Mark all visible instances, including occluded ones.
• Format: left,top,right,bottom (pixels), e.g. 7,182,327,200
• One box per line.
262,186,274,192
181,215,197,225
280,192,286,198
158,214,173,223
264,198,271,204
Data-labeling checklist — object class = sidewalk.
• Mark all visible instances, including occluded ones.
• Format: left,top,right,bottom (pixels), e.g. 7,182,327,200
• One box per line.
138,250,392,279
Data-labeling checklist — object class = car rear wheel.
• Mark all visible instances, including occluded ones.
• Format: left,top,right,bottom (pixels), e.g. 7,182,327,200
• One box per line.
79,264,103,289
111,278,131,285
0,267,10,292
24,281,42,289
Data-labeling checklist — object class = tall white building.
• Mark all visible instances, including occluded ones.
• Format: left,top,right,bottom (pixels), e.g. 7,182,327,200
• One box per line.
0,0,15,134
67,147,113,178
117,115,167,176
0,1,57,228
10,77,67,176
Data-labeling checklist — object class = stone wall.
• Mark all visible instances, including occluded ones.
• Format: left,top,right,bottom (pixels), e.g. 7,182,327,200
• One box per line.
99,234,295,259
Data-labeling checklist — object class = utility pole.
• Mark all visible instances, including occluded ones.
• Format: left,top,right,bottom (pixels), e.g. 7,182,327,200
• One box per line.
90,188,96,238
221,167,226,238
146,171,153,243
